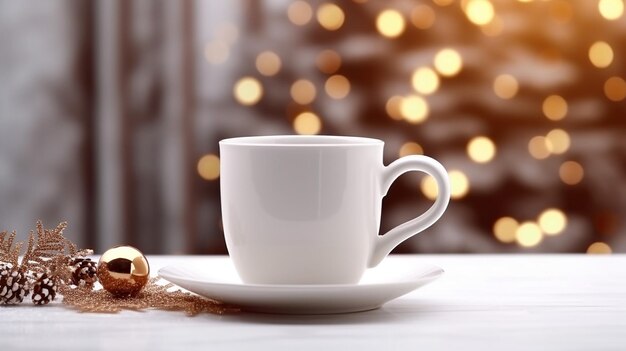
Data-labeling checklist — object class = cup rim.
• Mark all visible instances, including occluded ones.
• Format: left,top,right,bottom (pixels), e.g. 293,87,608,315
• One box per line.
219,135,384,147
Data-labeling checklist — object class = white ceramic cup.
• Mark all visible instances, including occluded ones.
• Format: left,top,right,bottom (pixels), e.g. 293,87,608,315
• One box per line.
219,135,450,285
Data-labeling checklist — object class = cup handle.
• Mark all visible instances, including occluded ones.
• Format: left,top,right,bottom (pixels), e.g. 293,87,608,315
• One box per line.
369,155,451,268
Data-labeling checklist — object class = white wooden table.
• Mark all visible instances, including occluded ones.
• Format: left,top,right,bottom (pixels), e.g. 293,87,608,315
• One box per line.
1,255,625,351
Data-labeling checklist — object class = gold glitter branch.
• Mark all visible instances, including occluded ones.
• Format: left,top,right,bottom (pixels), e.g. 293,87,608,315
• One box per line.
60,277,239,316
0,230,22,267
20,220,92,279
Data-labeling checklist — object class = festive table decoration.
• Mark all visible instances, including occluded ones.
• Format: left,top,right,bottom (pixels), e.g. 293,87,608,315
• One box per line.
60,277,236,315
0,220,238,315
97,245,150,297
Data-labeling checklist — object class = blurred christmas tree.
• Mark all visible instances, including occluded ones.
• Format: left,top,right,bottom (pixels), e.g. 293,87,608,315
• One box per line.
197,0,626,254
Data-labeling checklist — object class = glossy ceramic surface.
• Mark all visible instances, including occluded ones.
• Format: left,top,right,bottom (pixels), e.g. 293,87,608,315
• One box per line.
219,135,450,284
158,256,444,314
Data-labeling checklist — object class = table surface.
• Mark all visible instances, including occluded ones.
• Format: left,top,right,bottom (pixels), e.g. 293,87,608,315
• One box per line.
1,255,625,351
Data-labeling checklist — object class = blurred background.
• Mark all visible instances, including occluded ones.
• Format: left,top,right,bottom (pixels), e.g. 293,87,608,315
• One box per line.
0,0,624,254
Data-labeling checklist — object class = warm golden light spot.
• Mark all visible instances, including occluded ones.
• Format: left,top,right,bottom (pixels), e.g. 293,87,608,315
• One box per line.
421,170,469,200
290,79,317,105
325,75,351,99
542,95,568,121
399,142,423,157
538,208,567,235
528,136,553,160
515,222,543,247
410,5,436,29
493,74,519,99
589,41,614,68
400,95,430,123
545,129,570,155
599,0,624,20
204,41,229,65
465,0,495,26
376,9,406,38
317,3,345,31
288,1,313,26
386,96,404,120
493,217,519,243
559,161,584,185
420,175,439,200
233,77,263,105
316,50,342,74
255,51,282,76
197,154,220,181
604,76,626,101
433,0,454,6
587,242,613,254
467,136,496,163
411,67,440,95
450,170,470,199
293,112,322,135
434,48,463,77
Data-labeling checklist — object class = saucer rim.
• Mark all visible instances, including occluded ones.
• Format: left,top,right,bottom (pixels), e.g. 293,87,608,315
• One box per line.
157,262,444,290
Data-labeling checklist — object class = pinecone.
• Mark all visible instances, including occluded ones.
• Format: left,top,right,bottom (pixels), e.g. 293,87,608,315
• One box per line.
0,263,30,304
70,257,97,288
31,273,57,305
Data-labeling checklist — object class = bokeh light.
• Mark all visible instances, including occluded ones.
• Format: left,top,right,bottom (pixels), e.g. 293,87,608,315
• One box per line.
293,112,322,135
421,170,469,200
400,95,429,123
516,222,543,247
197,154,220,181
493,217,519,243
546,129,570,155
587,242,613,254
467,136,496,163
399,142,423,157
317,3,345,31
421,175,439,200
386,96,403,120
434,48,463,77
465,0,495,26
589,41,614,68
325,75,351,99
287,0,313,26
233,77,263,105
542,95,568,121
604,76,626,101
316,50,342,74
528,136,552,159
538,208,567,235
255,51,282,76
410,4,436,29
411,67,440,95
493,74,519,99
433,0,454,6
290,79,317,105
376,9,406,38
559,161,584,185
598,0,624,20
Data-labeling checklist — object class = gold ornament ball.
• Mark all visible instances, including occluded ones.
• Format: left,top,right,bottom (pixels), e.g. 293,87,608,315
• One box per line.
97,245,150,297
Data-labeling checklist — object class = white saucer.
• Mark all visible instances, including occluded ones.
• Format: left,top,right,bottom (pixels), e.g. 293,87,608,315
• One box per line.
158,256,443,314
